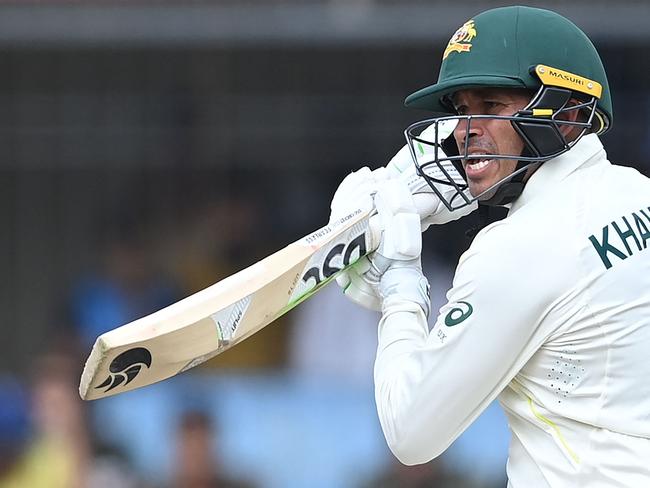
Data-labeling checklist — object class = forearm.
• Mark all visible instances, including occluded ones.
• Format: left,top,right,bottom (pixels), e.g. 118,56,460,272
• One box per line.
374,308,456,464
374,307,499,465
375,309,431,464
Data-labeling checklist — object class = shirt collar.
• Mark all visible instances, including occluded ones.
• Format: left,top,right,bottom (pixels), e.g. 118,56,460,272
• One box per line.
508,134,607,214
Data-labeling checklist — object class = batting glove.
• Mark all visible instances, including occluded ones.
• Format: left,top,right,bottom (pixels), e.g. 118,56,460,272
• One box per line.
367,178,430,317
329,122,474,312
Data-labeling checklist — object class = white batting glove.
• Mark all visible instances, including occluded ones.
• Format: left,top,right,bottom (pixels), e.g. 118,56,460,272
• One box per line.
370,178,430,317
330,150,438,311
330,121,474,312
329,166,387,311
329,166,387,219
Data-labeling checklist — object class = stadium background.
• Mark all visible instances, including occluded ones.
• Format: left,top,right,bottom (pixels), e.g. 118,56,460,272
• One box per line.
1,1,648,487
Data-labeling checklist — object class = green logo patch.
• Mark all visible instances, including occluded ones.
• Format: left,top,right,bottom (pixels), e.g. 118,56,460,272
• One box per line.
444,301,473,326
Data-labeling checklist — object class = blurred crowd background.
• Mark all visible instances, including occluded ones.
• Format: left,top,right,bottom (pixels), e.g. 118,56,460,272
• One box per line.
1,1,649,487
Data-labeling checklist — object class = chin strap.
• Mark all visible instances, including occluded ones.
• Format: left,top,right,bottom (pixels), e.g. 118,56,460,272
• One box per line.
479,144,544,207
479,162,528,207
465,203,509,242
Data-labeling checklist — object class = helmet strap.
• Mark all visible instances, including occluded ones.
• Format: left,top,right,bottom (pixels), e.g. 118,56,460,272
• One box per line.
465,203,508,242
479,147,539,207
478,169,526,207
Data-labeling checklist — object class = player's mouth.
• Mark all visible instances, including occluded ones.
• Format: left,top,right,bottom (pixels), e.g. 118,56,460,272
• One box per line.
464,157,496,178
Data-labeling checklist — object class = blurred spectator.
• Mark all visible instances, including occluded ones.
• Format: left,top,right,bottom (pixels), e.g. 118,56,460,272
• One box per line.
0,361,144,488
167,196,288,369
0,376,31,486
3,351,88,488
69,217,180,350
170,410,255,488
361,458,476,488
0,350,89,488
66,216,178,485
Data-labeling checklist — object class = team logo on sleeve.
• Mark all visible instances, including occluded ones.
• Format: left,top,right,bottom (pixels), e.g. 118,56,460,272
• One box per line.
443,20,477,60
444,301,473,326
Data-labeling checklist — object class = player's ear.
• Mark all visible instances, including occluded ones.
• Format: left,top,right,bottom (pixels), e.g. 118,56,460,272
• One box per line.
557,98,583,140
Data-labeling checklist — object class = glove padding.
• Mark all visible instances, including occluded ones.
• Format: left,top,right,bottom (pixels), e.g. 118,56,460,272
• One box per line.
330,162,432,312
337,178,430,317
329,166,387,311
329,166,388,219
373,179,430,318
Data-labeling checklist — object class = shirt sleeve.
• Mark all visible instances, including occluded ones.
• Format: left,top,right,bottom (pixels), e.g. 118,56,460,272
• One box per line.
374,218,573,465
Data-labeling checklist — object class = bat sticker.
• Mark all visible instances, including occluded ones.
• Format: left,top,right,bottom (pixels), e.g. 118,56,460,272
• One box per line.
95,347,152,392
301,233,367,286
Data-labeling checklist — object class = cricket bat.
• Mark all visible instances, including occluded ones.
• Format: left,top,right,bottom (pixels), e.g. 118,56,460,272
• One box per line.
79,127,463,401
79,206,376,400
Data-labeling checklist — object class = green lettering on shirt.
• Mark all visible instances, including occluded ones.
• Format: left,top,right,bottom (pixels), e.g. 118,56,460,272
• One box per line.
589,225,627,270
612,216,642,254
589,205,650,270
632,212,650,249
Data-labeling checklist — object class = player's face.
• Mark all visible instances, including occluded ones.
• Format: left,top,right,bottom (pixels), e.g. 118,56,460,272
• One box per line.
452,88,532,198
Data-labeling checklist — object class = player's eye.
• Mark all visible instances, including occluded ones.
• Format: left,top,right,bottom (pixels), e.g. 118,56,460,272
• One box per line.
484,101,503,111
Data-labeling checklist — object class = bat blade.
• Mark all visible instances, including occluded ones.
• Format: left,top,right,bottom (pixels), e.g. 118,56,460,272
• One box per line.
79,208,373,400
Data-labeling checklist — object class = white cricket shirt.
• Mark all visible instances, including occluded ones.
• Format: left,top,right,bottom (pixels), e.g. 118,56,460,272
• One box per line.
374,134,650,487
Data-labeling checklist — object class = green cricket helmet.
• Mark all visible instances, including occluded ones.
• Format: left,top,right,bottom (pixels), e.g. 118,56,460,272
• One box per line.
403,6,612,210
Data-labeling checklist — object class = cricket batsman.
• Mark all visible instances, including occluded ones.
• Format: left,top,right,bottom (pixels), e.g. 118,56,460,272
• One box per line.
331,6,650,486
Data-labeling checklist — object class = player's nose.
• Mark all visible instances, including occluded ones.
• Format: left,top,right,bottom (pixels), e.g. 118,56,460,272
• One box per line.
453,117,484,151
